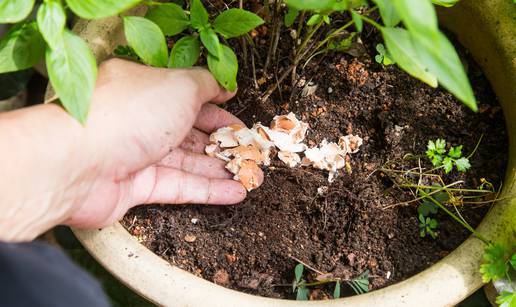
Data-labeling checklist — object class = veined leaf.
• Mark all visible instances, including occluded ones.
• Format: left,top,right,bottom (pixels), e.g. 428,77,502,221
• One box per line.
381,27,437,88
411,30,477,111
145,3,190,36
123,16,168,67
168,35,200,68
37,0,66,48
190,0,209,30
0,0,34,23
65,0,141,19
392,0,438,34
200,27,221,58
480,243,510,283
351,10,363,32
0,22,45,73
46,30,97,124
213,9,264,38
371,0,400,27
208,44,237,91
284,7,299,27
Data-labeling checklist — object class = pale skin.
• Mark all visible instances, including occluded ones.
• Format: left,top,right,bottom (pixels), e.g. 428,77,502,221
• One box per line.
0,58,263,242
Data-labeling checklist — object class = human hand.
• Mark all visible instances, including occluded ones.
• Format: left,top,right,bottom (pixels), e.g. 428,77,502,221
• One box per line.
0,59,262,240
65,59,263,228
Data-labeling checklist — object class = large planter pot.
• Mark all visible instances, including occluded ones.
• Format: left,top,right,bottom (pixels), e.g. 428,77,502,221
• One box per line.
65,1,516,306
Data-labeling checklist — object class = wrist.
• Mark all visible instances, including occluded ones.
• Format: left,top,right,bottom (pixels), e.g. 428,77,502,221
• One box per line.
0,103,95,241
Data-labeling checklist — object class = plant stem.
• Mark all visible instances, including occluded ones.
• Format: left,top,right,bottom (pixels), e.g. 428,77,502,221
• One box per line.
419,189,490,244
301,279,337,287
295,21,323,62
399,184,493,194
467,134,484,159
359,15,382,29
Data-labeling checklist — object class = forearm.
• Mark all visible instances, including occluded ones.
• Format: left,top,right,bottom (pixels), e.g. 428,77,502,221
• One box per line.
0,103,92,241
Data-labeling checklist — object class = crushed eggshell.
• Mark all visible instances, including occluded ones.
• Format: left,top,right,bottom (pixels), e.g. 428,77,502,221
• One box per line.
205,112,363,190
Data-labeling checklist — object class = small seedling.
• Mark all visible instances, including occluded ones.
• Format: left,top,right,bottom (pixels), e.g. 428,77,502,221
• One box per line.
426,139,471,173
291,263,369,300
418,214,438,239
480,242,516,307
374,43,394,65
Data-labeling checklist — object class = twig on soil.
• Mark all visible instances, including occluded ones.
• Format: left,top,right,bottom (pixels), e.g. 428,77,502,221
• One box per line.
263,0,281,76
288,255,326,276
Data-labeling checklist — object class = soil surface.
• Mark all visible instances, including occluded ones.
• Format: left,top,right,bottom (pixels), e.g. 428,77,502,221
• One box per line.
122,4,507,300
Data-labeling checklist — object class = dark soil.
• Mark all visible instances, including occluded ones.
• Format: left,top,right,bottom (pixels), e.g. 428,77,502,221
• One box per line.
122,4,507,300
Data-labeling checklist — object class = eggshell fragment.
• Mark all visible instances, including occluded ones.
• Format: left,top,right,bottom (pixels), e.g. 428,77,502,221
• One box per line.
339,134,363,153
236,160,263,191
278,151,301,167
210,127,239,148
222,145,264,164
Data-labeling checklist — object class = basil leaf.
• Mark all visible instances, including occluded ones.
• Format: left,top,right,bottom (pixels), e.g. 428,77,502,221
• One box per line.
0,22,45,73
200,27,221,58
411,31,477,111
168,35,200,68
286,0,348,11
145,3,190,36
213,9,264,38
284,7,299,27
392,0,438,34
381,27,437,87
37,0,66,48
207,44,238,91
123,16,168,67
46,30,97,124
0,0,34,23
371,0,400,27
351,10,363,32
190,0,209,30
65,0,140,19
432,0,459,7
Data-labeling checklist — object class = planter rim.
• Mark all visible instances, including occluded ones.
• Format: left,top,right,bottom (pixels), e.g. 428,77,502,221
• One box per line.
69,1,516,306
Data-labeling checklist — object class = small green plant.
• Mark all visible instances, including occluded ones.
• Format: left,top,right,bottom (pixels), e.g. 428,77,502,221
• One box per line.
291,263,369,300
480,242,516,307
426,139,471,173
374,43,394,65
0,0,263,123
418,214,438,239
281,0,478,111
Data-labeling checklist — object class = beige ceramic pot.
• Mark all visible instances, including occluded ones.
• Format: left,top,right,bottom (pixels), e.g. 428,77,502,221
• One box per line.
68,1,516,306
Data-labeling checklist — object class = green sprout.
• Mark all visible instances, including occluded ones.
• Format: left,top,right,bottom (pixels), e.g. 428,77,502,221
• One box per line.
418,214,438,239
374,43,394,65
426,139,471,173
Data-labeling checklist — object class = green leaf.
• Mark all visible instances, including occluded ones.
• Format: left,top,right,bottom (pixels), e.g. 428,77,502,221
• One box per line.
510,253,516,270
0,22,45,73
123,16,168,67
433,191,449,203
418,200,438,216
375,54,383,64
381,27,437,88
429,218,438,228
46,30,97,124
454,157,471,172
37,0,66,48
284,7,299,27
371,0,400,27
200,27,221,58
333,281,341,299
208,44,238,91
443,156,453,173
190,0,209,30
0,0,34,23
448,145,463,158
114,45,139,61
145,3,190,36
435,139,446,153
351,11,363,32
347,270,369,295
168,35,200,68
286,0,348,11
411,31,477,111
306,14,322,26
432,0,459,7
213,8,264,38
330,33,356,52
65,0,140,19
496,291,516,307
480,243,510,283
294,264,304,283
392,0,438,34
323,15,331,24
296,286,309,300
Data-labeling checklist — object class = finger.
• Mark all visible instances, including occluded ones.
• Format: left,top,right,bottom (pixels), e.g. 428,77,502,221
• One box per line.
179,128,209,153
135,167,246,205
194,104,245,133
185,67,237,104
157,148,232,179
